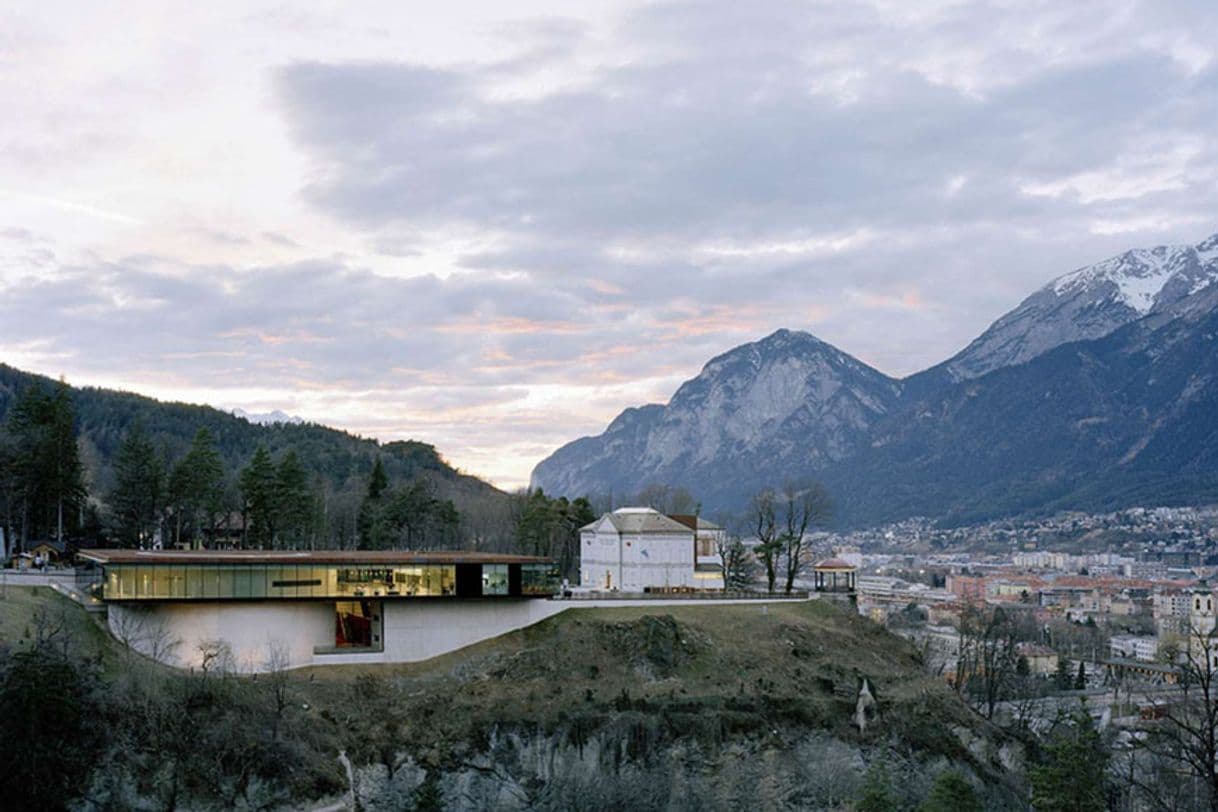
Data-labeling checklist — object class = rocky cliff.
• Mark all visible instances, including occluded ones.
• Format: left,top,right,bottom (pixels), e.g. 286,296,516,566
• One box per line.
532,233,1218,525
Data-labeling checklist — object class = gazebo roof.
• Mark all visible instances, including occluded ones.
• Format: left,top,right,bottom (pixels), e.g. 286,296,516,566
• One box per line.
814,558,855,570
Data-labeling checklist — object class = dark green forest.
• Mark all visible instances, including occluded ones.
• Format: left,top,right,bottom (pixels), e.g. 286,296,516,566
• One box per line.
0,364,593,569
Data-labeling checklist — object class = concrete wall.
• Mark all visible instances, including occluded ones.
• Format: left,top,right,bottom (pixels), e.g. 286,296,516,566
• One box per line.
107,598,568,672
108,601,333,671
316,599,568,666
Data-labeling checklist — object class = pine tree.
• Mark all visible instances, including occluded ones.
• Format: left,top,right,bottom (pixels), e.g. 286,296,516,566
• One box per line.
1074,660,1087,690
240,445,277,547
367,457,388,500
110,424,165,547
274,450,311,548
47,381,85,542
1030,705,1108,811
6,381,85,544
918,770,982,812
856,762,899,812
1017,655,1031,677
1055,657,1073,690
169,428,226,547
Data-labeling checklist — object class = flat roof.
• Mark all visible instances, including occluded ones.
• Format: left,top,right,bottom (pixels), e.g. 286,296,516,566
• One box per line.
80,549,552,566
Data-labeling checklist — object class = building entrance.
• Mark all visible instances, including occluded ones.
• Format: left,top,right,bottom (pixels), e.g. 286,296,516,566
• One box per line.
335,600,383,649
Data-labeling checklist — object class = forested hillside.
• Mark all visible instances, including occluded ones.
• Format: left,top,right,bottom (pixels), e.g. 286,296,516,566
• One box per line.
0,364,516,552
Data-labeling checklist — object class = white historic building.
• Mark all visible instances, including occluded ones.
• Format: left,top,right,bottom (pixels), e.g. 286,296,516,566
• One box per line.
579,507,701,590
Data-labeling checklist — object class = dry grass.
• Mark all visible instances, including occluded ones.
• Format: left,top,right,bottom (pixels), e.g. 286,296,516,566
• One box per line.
0,585,125,671
293,598,981,769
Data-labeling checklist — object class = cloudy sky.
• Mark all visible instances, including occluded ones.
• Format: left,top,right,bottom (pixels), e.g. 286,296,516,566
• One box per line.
3,0,1217,489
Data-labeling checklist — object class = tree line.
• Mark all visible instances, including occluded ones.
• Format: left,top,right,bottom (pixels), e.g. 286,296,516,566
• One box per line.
0,378,509,553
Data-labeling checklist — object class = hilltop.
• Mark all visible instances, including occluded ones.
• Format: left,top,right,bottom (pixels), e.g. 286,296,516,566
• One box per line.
0,588,1026,810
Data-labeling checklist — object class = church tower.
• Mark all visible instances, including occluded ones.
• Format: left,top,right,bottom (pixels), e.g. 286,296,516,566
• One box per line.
1189,581,1218,671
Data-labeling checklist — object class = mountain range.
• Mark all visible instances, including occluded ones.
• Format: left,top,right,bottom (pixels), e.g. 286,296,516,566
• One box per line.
531,233,1218,526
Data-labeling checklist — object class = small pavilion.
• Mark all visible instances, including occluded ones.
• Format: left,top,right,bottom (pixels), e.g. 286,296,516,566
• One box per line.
813,558,857,594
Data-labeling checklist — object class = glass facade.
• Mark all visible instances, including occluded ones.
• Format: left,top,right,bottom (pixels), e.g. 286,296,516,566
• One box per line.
101,561,554,601
482,564,509,595
521,563,560,596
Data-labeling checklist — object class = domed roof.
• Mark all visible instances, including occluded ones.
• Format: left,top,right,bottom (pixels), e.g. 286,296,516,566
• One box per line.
815,558,855,570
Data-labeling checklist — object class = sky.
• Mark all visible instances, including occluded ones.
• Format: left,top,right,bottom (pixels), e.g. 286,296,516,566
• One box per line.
2,0,1217,490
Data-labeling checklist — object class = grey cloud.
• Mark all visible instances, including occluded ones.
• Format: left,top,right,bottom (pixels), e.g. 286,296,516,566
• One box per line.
278,4,1218,266
7,0,1218,487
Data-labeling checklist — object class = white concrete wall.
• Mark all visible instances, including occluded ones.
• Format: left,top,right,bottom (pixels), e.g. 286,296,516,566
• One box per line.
580,529,696,589
581,527,622,588
300,600,571,666
620,532,695,589
107,599,569,671
108,601,333,671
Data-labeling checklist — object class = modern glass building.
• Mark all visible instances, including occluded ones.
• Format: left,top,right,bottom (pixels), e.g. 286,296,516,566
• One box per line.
80,550,557,602
80,550,562,671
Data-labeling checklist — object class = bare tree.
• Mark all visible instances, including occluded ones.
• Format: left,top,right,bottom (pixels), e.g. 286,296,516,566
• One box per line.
145,620,180,663
110,607,148,662
779,480,832,594
634,484,697,515
109,607,180,667
1130,622,1218,811
716,534,756,590
262,640,292,740
196,638,234,681
751,489,780,593
955,605,1020,719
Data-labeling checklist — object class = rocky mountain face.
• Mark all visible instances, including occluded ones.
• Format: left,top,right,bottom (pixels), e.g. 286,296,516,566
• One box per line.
942,234,1218,380
531,329,901,504
532,233,1218,526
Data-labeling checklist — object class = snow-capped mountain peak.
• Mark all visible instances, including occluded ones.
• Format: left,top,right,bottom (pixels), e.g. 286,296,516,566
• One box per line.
1049,239,1215,314
945,232,1218,380
232,408,305,426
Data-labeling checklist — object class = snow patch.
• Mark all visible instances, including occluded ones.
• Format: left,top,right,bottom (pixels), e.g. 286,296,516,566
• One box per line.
1051,247,1183,314
232,408,305,425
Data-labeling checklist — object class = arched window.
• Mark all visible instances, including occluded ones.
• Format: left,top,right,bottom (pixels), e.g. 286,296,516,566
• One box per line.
1198,598,1202,611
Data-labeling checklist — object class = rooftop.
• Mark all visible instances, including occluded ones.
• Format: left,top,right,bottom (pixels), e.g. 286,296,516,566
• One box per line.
79,549,552,566
580,507,694,535
669,514,723,532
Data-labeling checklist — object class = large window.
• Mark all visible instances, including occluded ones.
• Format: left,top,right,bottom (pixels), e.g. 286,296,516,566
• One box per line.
521,563,559,596
334,600,382,649
102,562,463,600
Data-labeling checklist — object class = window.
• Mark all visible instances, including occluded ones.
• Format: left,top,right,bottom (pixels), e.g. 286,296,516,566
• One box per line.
483,564,509,596
522,563,560,596
334,600,382,649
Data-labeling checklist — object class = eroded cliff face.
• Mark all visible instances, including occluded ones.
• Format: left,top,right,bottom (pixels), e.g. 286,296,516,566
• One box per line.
348,718,1026,811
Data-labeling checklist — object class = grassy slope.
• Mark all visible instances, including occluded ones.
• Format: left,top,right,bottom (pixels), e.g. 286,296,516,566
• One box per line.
0,586,120,669
298,600,1002,780
1,590,1019,806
